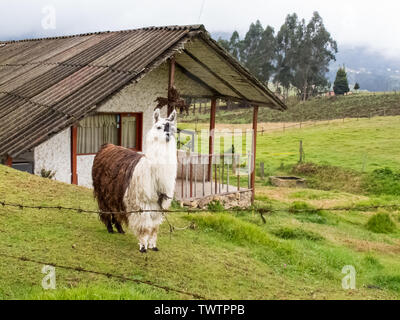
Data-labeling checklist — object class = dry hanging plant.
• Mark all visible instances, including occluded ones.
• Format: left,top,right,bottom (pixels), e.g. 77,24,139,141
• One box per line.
154,86,189,114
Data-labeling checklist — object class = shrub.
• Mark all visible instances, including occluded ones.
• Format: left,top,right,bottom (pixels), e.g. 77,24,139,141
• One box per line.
292,162,362,194
366,213,396,233
288,201,317,213
207,200,224,212
364,167,400,196
272,227,323,241
40,168,56,179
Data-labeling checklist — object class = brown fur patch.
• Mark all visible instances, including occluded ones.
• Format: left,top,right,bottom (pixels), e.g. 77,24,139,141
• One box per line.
92,144,144,227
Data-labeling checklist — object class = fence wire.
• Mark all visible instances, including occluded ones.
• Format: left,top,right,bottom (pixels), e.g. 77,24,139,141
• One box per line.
0,199,399,300
0,251,208,300
1,200,399,216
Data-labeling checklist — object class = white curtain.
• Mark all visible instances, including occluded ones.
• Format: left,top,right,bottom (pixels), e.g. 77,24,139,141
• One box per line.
121,116,137,149
77,115,118,154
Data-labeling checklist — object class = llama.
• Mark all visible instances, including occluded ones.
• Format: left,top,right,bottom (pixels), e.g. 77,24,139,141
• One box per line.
92,109,177,252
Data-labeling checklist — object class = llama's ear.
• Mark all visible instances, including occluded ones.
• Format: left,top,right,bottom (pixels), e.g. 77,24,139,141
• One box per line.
153,109,160,123
167,109,176,123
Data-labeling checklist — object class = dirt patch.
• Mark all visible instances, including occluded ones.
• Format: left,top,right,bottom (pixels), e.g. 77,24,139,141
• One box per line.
256,186,368,209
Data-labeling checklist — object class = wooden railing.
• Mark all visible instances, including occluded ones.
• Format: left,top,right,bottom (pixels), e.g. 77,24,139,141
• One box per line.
176,151,253,200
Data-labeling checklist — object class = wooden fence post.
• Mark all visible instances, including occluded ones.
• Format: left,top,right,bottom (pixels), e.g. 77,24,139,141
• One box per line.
299,140,304,163
260,162,265,180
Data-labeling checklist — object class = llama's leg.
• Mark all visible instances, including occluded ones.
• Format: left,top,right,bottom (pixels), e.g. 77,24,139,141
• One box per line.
148,227,159,251
112,214,125,234
138,232,150,253
102,214,114,233
115,222,125,234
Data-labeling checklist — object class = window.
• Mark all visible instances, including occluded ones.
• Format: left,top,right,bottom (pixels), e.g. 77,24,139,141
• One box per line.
121,114,137,149
77,113,142,154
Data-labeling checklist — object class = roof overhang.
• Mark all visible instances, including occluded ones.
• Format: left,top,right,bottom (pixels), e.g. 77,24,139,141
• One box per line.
0,25,286,158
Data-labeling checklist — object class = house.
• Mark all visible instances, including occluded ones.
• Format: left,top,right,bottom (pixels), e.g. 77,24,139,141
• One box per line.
0,25,286,205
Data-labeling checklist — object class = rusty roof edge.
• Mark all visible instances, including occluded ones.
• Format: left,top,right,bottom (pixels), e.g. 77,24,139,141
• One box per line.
197,33,287,111
0,25,205,45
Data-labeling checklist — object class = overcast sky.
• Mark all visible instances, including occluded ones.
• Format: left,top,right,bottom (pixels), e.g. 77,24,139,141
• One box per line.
1,0,399,58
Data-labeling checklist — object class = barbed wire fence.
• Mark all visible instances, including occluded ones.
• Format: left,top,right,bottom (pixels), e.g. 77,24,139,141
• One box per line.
0,199,399,299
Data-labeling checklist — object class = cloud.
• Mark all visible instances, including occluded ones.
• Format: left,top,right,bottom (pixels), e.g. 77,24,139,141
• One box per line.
0,0,399,58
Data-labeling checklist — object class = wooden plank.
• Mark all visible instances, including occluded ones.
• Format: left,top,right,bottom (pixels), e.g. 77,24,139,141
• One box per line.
183,49,249,101
71,126,78,185
175,62,221,97
208,98,216,181
167,56,175,116
250,106,259,203
5,155,12,167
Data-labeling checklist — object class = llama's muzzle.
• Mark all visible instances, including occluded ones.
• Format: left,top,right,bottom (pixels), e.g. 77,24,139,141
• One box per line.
164,122,172,142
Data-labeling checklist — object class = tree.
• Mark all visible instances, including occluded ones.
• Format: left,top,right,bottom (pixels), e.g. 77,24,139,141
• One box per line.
217,12,337,100
291,12,338,100
354,82,360,91
274,13,299,97
333,67,350,95
240,22,276,83
217,31,241,60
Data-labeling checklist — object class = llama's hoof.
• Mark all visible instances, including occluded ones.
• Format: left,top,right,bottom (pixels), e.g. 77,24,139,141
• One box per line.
139,247,147,253
107,229,114,234
151,247,159,251
117,229,125,234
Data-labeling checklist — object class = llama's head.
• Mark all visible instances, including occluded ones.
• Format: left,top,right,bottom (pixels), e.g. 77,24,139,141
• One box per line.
146,109,177,146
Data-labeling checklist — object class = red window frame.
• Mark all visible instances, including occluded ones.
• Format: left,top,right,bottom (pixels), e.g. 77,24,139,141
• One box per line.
76,112,143,156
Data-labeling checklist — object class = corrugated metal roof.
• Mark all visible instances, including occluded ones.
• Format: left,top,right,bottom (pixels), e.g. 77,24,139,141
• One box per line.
0,25,286,158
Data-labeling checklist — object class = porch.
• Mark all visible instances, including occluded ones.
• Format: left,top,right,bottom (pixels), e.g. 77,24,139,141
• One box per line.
174,151,253,207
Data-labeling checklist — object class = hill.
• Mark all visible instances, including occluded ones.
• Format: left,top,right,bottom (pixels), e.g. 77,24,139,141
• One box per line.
328,45,400,92
1,156,400,299
179,92,400,124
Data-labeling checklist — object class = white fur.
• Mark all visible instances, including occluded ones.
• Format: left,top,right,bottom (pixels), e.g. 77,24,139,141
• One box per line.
123,109,177,251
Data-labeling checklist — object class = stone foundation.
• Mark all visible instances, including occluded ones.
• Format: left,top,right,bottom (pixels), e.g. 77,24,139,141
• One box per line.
181,190,252,209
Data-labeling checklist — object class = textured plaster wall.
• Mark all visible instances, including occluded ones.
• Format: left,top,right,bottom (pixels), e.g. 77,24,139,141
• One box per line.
77,155,95,188
34,128,71,183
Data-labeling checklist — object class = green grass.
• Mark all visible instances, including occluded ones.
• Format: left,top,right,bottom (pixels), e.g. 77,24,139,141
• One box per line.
255,116,400,175
1,165,400,299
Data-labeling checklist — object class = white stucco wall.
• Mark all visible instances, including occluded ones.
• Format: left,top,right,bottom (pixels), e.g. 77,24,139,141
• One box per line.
77,155,95,188
34,128,71,183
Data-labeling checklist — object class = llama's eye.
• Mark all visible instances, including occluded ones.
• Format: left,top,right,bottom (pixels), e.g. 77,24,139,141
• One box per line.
157,126,162,130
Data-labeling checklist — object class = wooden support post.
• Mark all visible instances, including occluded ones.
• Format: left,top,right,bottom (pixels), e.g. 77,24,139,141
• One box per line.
190,163,193,198
5,155,12,167
167,56,176,116
208,98,216,181
71,126,78,185
251,106,258,203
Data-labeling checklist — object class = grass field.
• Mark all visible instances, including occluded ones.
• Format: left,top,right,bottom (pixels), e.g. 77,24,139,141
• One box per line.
1,161,400,300
179,116,400,175
1,94,400,300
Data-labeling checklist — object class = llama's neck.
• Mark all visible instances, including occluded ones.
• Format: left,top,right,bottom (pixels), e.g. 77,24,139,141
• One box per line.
145,140,177,164
144,139,177,196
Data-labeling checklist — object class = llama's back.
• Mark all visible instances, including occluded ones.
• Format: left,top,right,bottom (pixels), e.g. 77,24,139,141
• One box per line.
92,144,144,222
